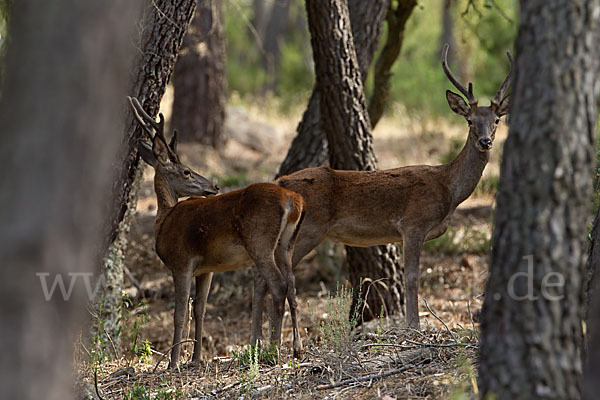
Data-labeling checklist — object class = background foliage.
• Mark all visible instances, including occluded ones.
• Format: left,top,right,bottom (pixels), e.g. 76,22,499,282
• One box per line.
224,0,518,117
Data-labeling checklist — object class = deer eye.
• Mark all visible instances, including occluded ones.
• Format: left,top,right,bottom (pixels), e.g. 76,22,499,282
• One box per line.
467,120,473,126
495,118,500,124
183,169,191,177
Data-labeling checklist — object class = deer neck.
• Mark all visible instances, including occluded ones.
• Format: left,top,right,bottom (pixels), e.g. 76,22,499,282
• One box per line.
153,174,178,233
443,135,490,208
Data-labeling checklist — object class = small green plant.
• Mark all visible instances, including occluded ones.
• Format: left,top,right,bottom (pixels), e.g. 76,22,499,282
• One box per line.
238,344,261,393
448,347,478,400
232,343,278,367
156,387,184,400
315,283,362,354
125,383,149,400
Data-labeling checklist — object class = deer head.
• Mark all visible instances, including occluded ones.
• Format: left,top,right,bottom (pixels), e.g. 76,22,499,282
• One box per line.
442,44,513,152
128,97,219,198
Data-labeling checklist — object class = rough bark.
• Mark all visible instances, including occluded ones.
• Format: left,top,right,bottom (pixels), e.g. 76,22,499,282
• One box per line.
478,1,600,398
101,0,196,352
368,0,417,127
172,0,226,148
276,0,389,178
305,0,404,321
0,1,137,399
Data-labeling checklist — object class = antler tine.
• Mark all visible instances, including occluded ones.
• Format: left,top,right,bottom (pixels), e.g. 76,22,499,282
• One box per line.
129,96,164,134
127,96,155,138
441,44,477,106
492,50,514,106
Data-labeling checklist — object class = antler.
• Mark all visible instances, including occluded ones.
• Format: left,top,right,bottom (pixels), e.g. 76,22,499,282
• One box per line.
127,96,178,160
441,44,477,107
491,51,514,108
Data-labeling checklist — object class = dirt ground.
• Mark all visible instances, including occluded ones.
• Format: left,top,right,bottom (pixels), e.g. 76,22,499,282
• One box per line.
78,100,508,399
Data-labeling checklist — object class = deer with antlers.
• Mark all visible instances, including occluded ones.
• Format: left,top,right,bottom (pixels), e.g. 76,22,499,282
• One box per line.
127,97,305,368
252,44,512,329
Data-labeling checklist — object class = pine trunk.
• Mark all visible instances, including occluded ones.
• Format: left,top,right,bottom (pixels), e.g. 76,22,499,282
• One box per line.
305,0,404,321
101,0,196,354
478,1,600,398
172,0,226,148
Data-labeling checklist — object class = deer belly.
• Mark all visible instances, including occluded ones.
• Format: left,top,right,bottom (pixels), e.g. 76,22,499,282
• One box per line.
194,244,253,274
326,222,401,247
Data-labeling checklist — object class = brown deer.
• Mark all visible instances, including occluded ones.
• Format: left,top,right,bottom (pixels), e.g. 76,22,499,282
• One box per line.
254,44,512,329
128,97,305,368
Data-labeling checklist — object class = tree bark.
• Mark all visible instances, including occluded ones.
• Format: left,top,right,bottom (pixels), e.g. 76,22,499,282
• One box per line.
478,1,600,398
368,0,417,127
172,0,226,148
101,0,196,353
305,0,404,321
0,1,138,399
276,0,389,178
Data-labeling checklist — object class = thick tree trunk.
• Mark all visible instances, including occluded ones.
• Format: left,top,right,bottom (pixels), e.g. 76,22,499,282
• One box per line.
368,0,417,127
478,1,600,398
172,0,226,148
101,0,196,353
0,1,137,399
305,0,404,321
276,0,388,178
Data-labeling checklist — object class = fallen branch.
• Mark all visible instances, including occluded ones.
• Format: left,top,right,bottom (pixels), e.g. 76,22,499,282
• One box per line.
152,339,197,373
316,362,423,390
423,298,458,343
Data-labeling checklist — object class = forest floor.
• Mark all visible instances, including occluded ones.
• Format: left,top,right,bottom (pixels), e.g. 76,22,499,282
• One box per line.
77,98,508,400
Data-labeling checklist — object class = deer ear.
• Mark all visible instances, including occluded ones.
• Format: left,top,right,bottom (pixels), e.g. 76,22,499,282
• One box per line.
152,136,171,164
496,96,510,117
446,90,470,117
138,140,157,167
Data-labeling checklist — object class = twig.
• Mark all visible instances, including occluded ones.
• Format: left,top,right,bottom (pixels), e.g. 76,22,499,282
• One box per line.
316,363,418,390
211,380,241,396
423,299,458,343
467,299,479,341
152,339,197,373
361,343,411,349
123,266,142,295
94,369,105,400
404,338,466,348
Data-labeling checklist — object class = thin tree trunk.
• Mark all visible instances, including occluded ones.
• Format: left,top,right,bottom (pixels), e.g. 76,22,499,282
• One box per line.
0,1,138,399
172,0,226,148
478,1,600,398
305,0,404,321
368,0,417,127
101,0,196,353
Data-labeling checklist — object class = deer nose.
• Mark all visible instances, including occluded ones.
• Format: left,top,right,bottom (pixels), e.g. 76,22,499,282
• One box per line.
478,138,492,149
214,185,220,191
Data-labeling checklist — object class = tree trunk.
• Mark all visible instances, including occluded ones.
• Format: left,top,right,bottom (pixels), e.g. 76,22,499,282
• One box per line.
0,1,137,399
276,0,388,177
305,0,404,321
101,0,196,354
478,1,600,398
368,0,417,127
261,0,291,93
172,0,226,148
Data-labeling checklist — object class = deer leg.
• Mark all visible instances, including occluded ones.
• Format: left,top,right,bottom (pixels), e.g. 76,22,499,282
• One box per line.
403,233,425,329
251,271,268,347
192,272,213,364
252,257,287,349
170,269,193,368
275,245,303,359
